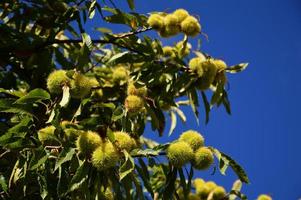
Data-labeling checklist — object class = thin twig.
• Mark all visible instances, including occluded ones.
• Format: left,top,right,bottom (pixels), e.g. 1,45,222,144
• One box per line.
0,150,10,159
44,145,62,149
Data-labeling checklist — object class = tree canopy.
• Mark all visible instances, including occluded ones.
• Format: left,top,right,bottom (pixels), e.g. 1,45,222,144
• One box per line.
0,1,270,200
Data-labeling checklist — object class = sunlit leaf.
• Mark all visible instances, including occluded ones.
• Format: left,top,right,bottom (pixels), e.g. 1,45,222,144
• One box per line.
119,151,135,181
59,85,70,108
226,63,248,74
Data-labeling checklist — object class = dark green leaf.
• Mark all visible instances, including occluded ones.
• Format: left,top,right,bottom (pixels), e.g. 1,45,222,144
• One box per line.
119,151,135,181
107,52,130,65
210,147,250,183
178,168,187,197
222,90,231,115
0,88,24,97
112,106,124,121
0,175,8,192
54,148,76,172
15,89,50,104
30,155,49,170
127,0,135,10
106,128,115,143
201,91,210,124
162,167,177,199
68,161,90,193
136,165,153,197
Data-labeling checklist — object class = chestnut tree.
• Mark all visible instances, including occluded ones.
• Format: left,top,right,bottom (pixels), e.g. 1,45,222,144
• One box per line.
0,0,270,200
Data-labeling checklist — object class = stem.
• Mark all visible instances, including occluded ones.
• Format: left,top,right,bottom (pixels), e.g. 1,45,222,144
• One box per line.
131,151,166,158
41,27,152,55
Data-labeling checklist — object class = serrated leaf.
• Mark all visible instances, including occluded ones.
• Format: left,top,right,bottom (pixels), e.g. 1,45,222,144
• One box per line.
107,52,129,65
168,111,177,136
0,88,24,97
131,148,159,157
119,151,135,181
59,85,70,108
163,167,177,199
0,99,37,118
54,148,75,172
15,89,50,104
30,155,49,170
226,63,248,74
81,33,93,51
67,161,89,193
210,147,250,183
88,0,97,19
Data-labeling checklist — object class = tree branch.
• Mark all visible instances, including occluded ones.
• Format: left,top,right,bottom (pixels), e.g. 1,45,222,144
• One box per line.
42,27,152,56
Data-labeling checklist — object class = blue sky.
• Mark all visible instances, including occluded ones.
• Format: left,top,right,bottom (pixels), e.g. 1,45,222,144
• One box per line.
86,0,301,199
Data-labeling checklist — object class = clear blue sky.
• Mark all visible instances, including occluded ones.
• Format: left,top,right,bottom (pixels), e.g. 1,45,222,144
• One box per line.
86,0,301,199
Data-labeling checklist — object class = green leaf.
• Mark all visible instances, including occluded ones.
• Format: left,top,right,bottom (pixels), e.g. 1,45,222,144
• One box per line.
15,89,50,104
229,180,243,200
131,148,159,157
201,91,210,124
0,175,8,192
107,52,130,65
188,89,199,124
210,82,224,106
106,128,115,143
0,99,37,118
30,155,49,170
210,147,250,183
172,107,186,123
127,0,135,10
59,85,70,108
168,111,177,136
162,167,177,199
88,0,97,19
54,148,76,172
136,165,153,197
226,63,248,74
145,103,165,136
119,151,135,181
229,190,247,200
81,33,93,51
222,90,231,115
67,161,90,193
0,88,24,97
178,168,188,197
112,106,124,121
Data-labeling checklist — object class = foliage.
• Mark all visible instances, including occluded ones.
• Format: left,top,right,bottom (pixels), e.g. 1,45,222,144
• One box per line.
0,0,269,199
